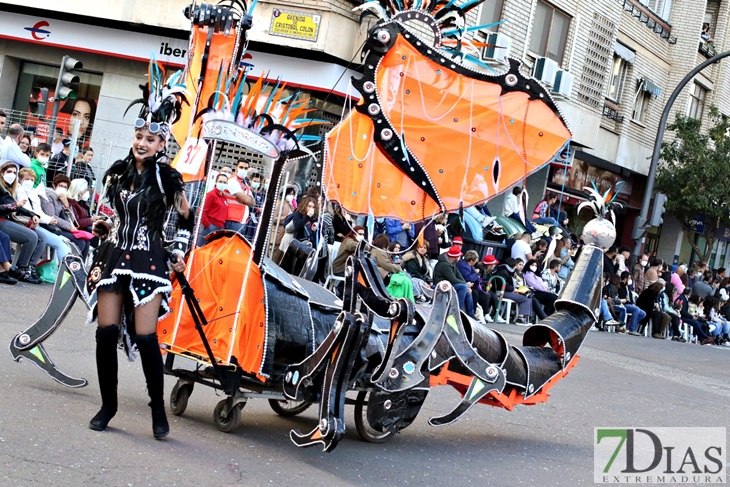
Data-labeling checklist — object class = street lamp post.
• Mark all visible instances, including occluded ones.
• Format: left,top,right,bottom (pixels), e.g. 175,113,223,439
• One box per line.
632,49,730,256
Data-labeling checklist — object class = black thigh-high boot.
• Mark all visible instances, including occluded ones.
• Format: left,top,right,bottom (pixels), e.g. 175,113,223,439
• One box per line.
89,325,119,431
135,332,169,439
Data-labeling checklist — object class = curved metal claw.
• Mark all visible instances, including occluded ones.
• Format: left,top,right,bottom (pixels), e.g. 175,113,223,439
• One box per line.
429,370,505,427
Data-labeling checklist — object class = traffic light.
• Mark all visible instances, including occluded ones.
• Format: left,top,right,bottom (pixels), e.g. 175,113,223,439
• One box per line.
30,87,49,115
56,55,83,100
649,192,667,226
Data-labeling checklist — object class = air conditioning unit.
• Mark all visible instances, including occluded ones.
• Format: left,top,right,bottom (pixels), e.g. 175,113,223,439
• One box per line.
552,69,574,98
533,57,558,87
481,32,511,64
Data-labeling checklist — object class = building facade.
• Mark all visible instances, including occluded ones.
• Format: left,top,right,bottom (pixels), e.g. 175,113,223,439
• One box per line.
1,0,729,263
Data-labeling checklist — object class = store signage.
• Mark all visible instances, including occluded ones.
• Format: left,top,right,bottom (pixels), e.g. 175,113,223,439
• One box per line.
270,9,321,42
551,143,574,168
551,158,632,197
0,11,357,97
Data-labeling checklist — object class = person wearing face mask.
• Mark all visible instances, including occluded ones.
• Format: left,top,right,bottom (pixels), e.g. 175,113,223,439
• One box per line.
15,168,72,263
40,174,89,258
522,258,557,315
30,143,52,188
223,159,256,234
271,185,298,263
633,253,649,292
618,271,646,335
0,162,44,283
197,173,229,247
288,196,318,244
243,171,266,241
66,178,98,232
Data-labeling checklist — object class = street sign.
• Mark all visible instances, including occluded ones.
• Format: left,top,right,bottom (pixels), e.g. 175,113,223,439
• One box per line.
270,9,321,42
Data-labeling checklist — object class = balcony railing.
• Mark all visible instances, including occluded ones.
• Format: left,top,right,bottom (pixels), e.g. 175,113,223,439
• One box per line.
602,102,625,123
699,40,717,58
622,0,677,44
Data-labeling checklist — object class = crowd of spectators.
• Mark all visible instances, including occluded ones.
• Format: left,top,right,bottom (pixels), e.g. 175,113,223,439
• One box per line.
0,110,104,284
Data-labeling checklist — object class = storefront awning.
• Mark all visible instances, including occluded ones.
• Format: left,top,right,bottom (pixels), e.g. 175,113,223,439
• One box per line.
641,77,662,97
615,42,636,64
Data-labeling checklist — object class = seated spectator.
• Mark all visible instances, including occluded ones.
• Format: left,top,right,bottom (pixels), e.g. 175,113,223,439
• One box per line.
502,186,536,233
271,185,298,263
492,257,532,324
659,283,683,341
289,196,318,245
531,193,558,226
371,234,403,281
477,254,504,323
197,172,229,247
332,203,351,242
510,232,535,263
16,168,71,262
0,162,44,283
694,270,715,299
388,241,403,264
30,142,51,188
332,226,364,277
558,237,575,281
40,174,89,258
615,246,631,274
0,228,20,284
523,258,557,315
433,245,475,318
671,264,687,295
541,259,563,295
66,178,95,232
457,249,498,322
402,240,433,303
618,271,646,335
704,296,729,345
677,288,712,344
643,258,662,288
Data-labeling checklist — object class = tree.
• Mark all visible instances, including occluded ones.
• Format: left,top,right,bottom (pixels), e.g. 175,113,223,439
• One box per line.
655,107,730,263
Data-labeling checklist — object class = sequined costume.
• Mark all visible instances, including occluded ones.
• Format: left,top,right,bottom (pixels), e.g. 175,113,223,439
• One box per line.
86,157,191,322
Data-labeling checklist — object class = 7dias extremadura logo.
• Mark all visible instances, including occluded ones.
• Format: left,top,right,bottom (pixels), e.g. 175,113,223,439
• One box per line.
594,427,726,484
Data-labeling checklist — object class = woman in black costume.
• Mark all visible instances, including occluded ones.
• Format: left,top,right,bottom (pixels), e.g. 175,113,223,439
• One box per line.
85,69,192,439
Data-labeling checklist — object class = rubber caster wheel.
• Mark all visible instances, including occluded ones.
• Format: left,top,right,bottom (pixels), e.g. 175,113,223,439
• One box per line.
268,399,312,417
170,381,193,416
354,391,396,443
213,399,243,433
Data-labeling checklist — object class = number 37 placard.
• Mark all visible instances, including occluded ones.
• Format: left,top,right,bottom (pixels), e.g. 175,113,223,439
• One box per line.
173,138,209,180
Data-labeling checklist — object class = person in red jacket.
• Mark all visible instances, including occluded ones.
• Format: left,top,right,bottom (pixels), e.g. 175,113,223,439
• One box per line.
197,172,229,247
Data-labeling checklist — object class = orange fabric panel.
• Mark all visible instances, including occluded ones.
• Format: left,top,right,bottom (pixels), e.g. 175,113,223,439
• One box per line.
324,34,571,221
171,28,237,182
158,235,268,381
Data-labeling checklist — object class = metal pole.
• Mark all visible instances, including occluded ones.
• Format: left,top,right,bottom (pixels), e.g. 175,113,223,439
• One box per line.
47,55,68,145
632,49,730,256
65,119,81,177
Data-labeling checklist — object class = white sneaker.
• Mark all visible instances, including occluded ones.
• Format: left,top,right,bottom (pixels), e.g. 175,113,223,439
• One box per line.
605,319,620,325
495,315,508,324
483,314,494,323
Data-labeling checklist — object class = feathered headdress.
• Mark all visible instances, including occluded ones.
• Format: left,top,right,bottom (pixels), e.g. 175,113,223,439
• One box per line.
578,181,624,225
193,66,330,154
125,58,189,142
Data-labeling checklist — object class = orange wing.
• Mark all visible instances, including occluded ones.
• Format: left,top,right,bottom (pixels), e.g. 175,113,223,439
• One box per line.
324,28,571,222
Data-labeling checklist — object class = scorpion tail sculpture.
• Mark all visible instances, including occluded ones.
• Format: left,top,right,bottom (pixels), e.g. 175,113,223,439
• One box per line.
375,222,608,424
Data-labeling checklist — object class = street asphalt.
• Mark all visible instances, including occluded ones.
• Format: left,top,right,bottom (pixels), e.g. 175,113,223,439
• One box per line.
1,279,728,487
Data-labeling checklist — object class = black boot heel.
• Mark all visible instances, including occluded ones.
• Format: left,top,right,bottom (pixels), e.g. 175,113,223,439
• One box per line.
90,325,119,431
150,403,170,439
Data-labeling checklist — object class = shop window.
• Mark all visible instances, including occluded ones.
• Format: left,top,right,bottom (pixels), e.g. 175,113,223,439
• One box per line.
632,90,651,124
12,61,102,145
687,82,707,121
529,1,571,64
606,55,628,103
478,0,504,29
640,0,672,21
